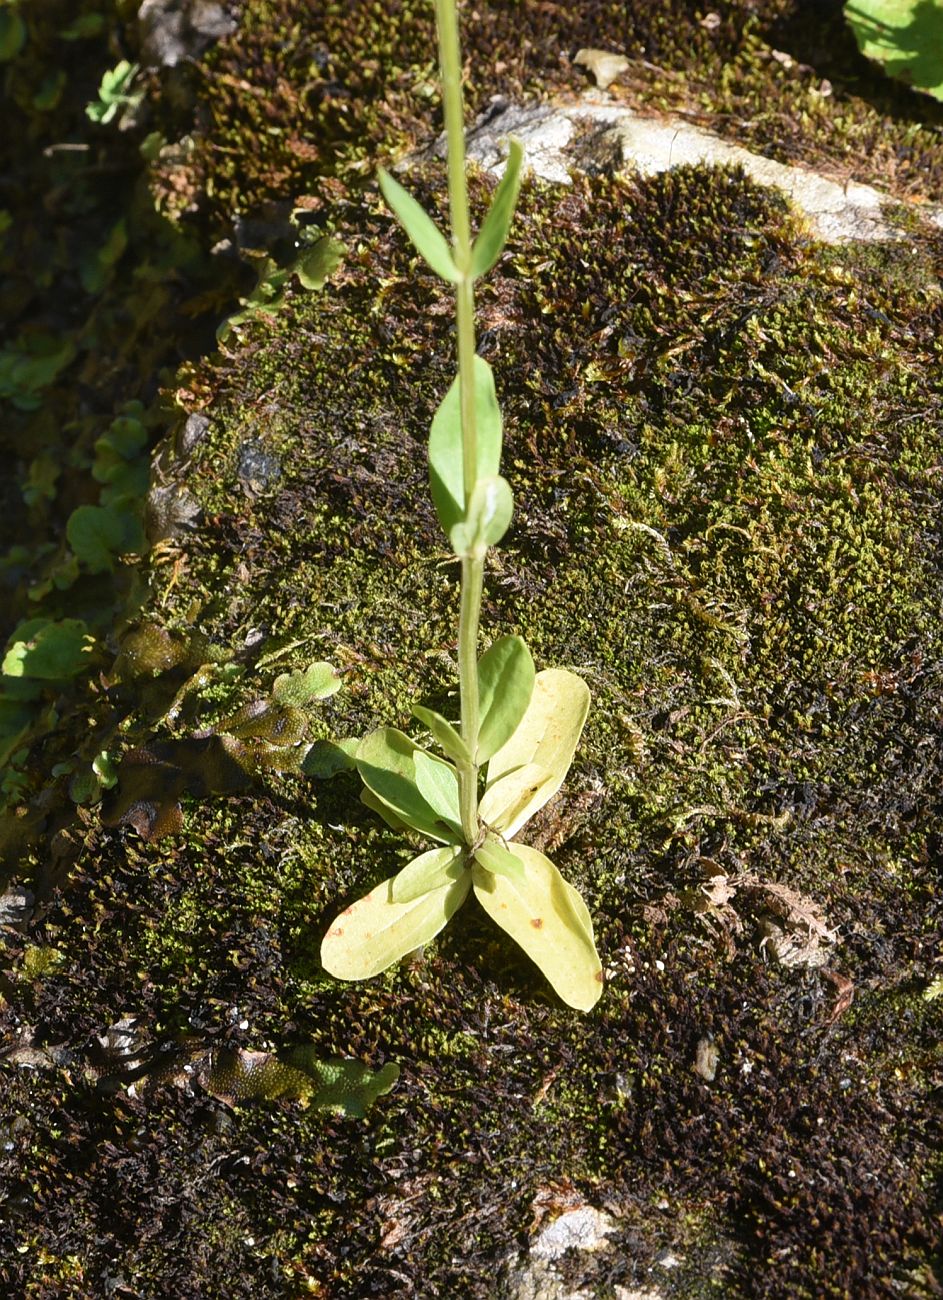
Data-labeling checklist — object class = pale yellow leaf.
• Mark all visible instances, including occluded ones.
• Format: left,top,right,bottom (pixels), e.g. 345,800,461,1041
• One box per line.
321,869,472,980
472,844,602,1011
480,668,590,837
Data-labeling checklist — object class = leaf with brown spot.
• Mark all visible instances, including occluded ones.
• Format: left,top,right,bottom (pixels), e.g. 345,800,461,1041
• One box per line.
471,843,602,1011
321,867,472,980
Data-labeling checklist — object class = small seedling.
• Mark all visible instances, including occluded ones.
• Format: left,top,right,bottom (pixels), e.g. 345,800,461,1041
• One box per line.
321,0,602,1010
86,60,142,125
218,235,345,341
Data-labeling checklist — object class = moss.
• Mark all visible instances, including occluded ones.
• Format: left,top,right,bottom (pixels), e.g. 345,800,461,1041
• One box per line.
2,14,943,1296
150,0,943,242
19,944,65,981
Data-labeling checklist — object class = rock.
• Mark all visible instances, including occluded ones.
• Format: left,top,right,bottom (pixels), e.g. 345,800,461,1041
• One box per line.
236,438,281,495
179,412,211,455
507,1205,620,1299
138,0,236,69
531,1206,618,1259
574,49,631,91
0,885,34,927
462,100,942,242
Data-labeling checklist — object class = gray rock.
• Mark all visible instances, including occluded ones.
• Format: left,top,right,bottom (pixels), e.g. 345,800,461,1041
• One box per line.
138,0,236,69
0,885,34,927
457,98,943,244
237,438,282,494
531,1206,617,1259
146,481,202,542
179,411,211,455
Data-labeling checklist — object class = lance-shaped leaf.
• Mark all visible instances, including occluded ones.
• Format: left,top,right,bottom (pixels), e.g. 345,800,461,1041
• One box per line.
480,761,549,835
378,168,460,283
480,668,590,837
449,474,514,555
472,844,602,1010
470,138,524,280
357,728,463,842
411,703,470,765
474,835,525,886
413,750,462,828
321,868,472,979
428,355,502,539
391,844,465,904
476,634,535,763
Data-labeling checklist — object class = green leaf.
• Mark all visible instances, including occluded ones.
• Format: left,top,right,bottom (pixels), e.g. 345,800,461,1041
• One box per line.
428,355,503,539
480,668,590,837
301,737,360,777
391,844,465,904
321,868,472,979
2,618,94,680
476,634,535,762
0,335,76,411
95,414,147,465
61,13,107,40
474,835,525,886
69,766,102,806
360,787,412,833
378,168,460,283
0,9,26,62
67,502,145,572
411,703,470,764
273,660,342,705
472,844,603,1011
294,235,345,290
33,69,67,112
449,474,514,555
80,217,127,292
412,750,462,828
92,750,119,789
356,728,463,841
86,60,141,123
844,0,943,101
470,138,524,279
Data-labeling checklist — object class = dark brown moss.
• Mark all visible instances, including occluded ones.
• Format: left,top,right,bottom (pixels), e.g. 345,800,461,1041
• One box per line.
150,0,943,241
2,3,943,1295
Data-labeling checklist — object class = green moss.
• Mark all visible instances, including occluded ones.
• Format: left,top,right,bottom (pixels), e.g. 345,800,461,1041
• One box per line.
3,45,942,1294
150,0,943,240
20,944,65,981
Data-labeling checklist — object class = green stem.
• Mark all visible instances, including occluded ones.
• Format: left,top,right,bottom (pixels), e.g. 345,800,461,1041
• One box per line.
457,554,483,842
435,0,482,845
435,0,477,503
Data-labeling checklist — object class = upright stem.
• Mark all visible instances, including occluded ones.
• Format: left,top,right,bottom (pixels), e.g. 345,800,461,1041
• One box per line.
435,0,483,844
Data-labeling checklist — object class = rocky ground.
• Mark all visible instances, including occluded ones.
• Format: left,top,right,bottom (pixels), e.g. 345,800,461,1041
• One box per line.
0,2,940,1296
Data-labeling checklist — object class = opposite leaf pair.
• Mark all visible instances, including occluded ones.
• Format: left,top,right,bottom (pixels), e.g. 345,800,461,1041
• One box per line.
377,138,523,286
320,664,603,1011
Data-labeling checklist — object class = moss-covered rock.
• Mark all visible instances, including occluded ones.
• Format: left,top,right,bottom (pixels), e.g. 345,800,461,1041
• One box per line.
148,0,943,235
1,2,941,1297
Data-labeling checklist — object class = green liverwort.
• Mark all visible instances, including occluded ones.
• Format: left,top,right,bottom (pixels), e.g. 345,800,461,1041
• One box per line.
320,0,602,1010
